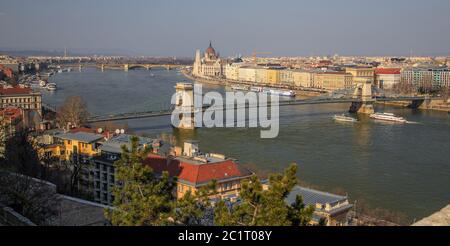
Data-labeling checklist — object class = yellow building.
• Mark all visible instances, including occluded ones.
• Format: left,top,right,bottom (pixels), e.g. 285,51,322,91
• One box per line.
56,132,105,161
292,70,314,88
255,67,268,84
238,66,257,82
266,69,281,84
279,69,294,85
314,72,354,90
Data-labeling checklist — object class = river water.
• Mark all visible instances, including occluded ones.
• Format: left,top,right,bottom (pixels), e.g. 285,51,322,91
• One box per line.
44,68,450,223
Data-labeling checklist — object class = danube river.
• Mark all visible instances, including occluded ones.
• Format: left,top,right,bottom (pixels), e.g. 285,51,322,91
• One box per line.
44,68,450,223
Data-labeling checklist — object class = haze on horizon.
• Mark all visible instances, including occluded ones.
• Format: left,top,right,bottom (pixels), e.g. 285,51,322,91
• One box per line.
1,0,450,57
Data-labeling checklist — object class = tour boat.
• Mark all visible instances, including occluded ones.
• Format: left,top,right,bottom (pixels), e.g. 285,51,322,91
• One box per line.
250,86,264,93
39,80,47,87
262,88,296,97
231,85,249,91
333,114,358,123
46,83,57,91
370,112,407,123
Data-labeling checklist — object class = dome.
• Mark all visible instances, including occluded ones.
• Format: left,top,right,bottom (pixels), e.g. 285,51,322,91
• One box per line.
205,41,216,55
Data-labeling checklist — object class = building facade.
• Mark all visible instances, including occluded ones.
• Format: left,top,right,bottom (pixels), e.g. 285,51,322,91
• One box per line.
401,67,450,90
375,68,401,89
91,134,155,204
0,85,42,116
192,42,225,78
143,141,254,200
314,72,353,91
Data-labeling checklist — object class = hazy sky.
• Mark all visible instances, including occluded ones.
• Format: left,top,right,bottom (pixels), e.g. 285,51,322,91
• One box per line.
1,0,450,57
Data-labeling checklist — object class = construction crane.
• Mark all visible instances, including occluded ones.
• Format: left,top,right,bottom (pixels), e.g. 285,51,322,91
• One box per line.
252,51,272,65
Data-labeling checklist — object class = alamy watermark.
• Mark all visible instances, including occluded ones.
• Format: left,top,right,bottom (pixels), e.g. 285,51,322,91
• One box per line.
171,84,279,138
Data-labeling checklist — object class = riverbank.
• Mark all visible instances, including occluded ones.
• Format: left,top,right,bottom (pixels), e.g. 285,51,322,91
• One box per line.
181,69,324,97
376,99,450,113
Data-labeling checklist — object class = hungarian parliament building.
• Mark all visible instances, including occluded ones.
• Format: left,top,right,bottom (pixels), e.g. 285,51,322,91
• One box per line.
192,41,225,78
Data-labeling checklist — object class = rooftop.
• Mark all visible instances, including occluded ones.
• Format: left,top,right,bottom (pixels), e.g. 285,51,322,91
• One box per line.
0,85,33,96
142,154,253,186
99,134,154,154
285,185,348,206
56,132,104,143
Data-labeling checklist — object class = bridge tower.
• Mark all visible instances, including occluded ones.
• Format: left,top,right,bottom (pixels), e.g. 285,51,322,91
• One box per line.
173,82,196,129
349,78,375,114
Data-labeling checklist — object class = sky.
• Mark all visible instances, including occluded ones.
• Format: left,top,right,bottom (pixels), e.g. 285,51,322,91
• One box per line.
1,0,450,57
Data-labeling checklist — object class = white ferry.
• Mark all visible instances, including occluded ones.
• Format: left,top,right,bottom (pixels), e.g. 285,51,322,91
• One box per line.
263,88,296,97
250,86,264,93
333,114,358,123
46,83,57,91
370,112,407,123
231,85,249,91
39,80,47,87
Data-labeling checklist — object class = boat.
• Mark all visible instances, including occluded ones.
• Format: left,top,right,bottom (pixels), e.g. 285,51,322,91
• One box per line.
263,88,296,97
370,112,407,123
250,86,264,93
39,80,47,87
231,85,249,91
46,83,57,91
333,114,358,122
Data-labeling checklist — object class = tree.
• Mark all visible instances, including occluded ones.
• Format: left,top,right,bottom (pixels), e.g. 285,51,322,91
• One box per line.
173,181,217,226
105,136,175,226
214,164,314,226
57,96,89,129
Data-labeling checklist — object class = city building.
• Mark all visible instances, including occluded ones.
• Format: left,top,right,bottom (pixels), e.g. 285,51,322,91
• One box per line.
314,71,353,90
143,141,254,200
292,70,314,88
0,55,19,72
279,69,294,85
0,65,14,78
224,63,242,81
285,186,353,226
266,68,282,84
0,85,42,115
375,68,401,89
55,132,105,161
401,67,450,90
255,67,268,84
90,134,155,204
192,41,225,78
237,66,257,83
0,107,25,157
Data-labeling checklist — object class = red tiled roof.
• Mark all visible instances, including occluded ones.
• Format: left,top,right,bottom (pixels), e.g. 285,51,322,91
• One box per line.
0,86,32,95
142,154,253,186
0,107,23,121
375,68,401,75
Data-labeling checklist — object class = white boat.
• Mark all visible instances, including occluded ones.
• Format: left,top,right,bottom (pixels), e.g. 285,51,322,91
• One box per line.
333,114,358,122
39,80,47,87
250,86,264,93
46,83,57,91
263,88,296,97
57,69,63,73
370,112,407,123
231,85,249,91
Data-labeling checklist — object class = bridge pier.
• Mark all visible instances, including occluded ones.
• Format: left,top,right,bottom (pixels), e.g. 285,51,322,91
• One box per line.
349,101,375,114
124,64,129,72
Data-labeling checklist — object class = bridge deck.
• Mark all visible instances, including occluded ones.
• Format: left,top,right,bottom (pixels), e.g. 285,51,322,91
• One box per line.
86,96,426,123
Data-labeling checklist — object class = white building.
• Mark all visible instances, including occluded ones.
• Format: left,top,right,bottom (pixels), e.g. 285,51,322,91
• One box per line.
192,41,224,78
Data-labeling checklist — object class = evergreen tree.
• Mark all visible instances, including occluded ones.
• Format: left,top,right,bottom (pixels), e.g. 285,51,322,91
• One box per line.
105,136,175,226
214,164,313,226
